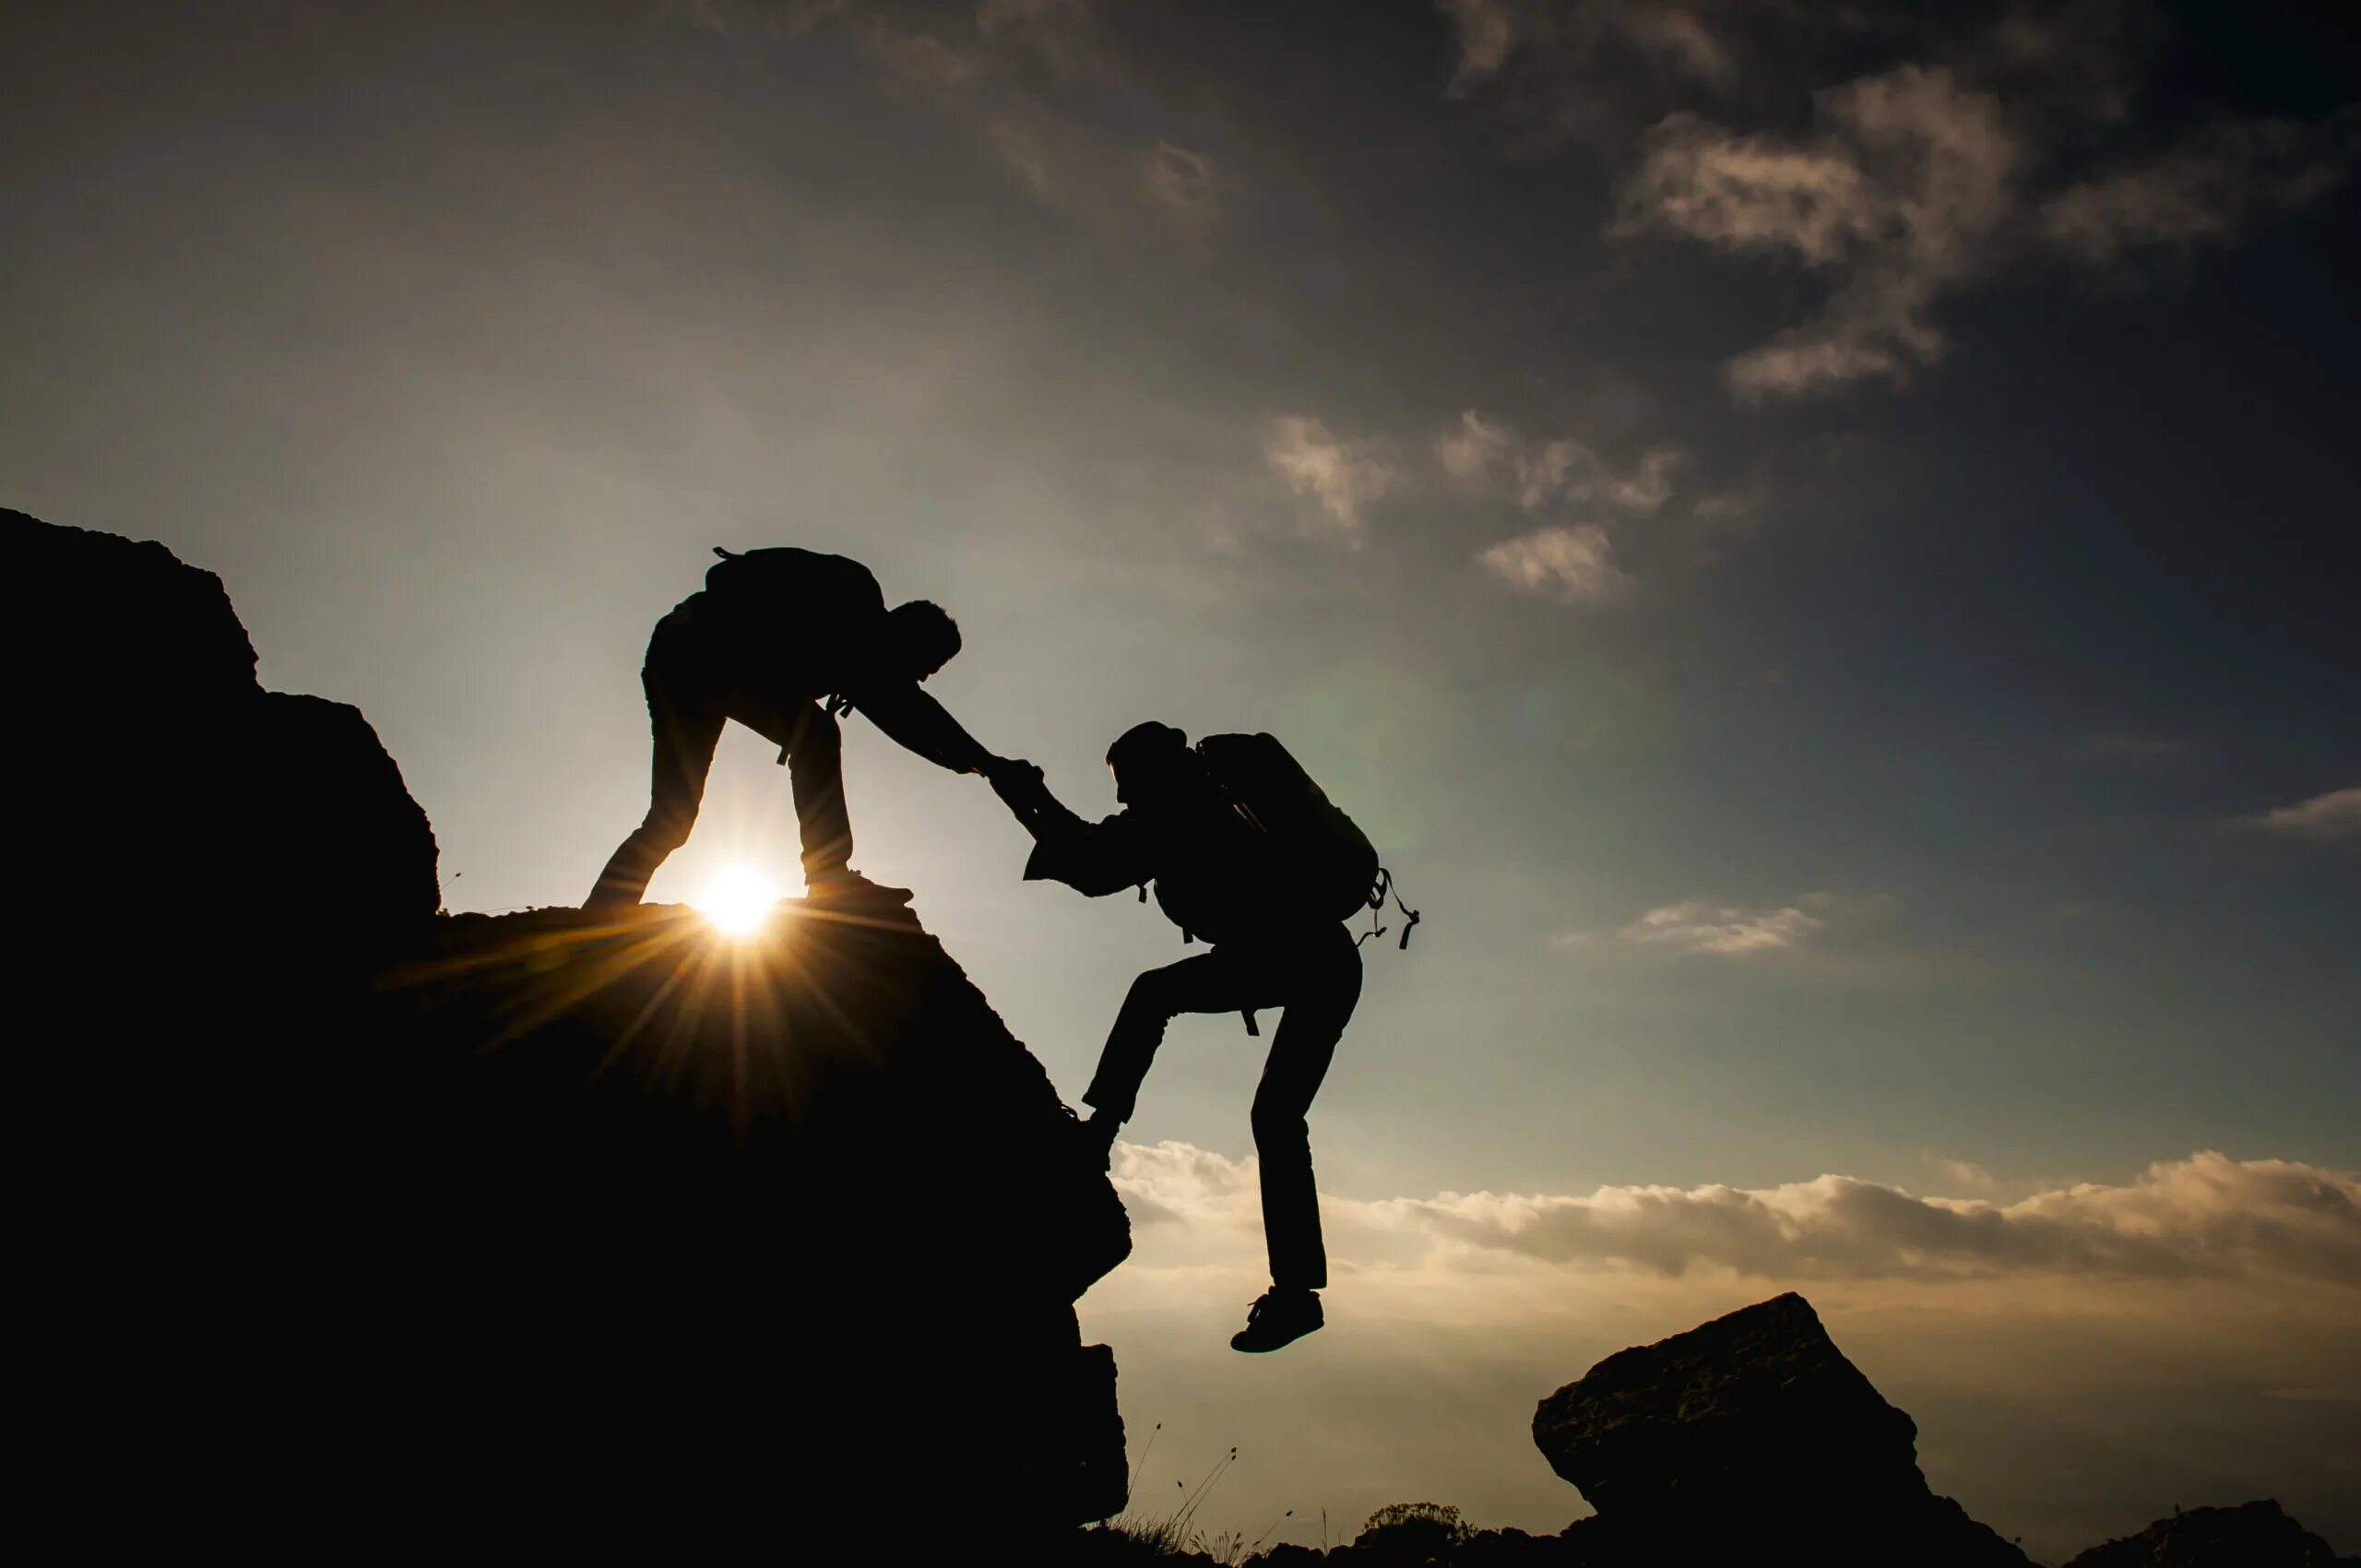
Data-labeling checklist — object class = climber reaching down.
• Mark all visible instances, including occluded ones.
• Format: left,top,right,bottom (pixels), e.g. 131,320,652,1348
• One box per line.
587,546,1023,911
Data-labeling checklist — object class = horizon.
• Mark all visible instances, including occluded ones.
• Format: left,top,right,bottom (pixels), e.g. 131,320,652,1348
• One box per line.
5,2,2356,1560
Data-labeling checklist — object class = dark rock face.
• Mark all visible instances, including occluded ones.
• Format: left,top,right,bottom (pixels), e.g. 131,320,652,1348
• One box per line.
5,507,440,954
1533,1292,2029,1567
10,509,1128,1549
2061,1501,2358,1568
374,900,1134,1538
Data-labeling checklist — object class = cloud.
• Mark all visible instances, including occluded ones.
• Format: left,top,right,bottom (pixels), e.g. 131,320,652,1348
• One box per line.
1598,18,2355,399
2248,785,2361,840
1619,898,1824,955
2042,115,2358,267
1145,140,1220,223
1400,1151,2361,1283
1477,524,1631,604
1927,1153,1998,1191
1264,415,1397,540
1113,1144,2361,1286
1617,65,2023,399
1439,0,1738,106
700,0,1224,234
1439,410,1685,516
1436,409,1513,484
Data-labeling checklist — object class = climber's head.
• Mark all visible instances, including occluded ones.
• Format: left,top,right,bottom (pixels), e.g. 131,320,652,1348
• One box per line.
1106,721,1192,808
886,600,962,682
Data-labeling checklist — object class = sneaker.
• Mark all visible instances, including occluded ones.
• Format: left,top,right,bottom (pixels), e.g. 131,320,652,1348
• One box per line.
803,870,914,906
1229,1288,1322,1353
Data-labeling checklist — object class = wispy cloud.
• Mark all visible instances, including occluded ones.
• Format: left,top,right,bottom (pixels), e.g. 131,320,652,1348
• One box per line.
1264,415,1397,542
2043,115,2358,267
1478,524,1631,605
1616,65,2023,399
1926,1152,1998,1192
1438,0,1738,124
696,0,1227,234
1437,410,1683,517
1619,898,1823,955
2248,785,2361,840
1592,18,2356,399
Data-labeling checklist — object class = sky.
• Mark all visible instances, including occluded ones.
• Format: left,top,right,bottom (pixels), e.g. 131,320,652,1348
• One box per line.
4,1,2356,1558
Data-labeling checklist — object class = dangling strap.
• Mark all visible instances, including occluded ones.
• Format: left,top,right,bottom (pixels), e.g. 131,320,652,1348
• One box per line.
1241,1009,1260,1037
1355,867,1423,951
781,695,858,765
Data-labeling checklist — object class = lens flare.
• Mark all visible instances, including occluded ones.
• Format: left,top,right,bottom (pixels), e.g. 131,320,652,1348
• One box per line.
697,863,782,937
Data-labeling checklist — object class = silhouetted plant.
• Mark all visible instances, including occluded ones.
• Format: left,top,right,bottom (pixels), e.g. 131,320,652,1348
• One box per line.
1354,1501,1469,1565
1109,1442,1240,1558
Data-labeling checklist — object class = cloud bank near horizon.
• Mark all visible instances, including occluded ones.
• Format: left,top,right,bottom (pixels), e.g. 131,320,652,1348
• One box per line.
1112,1144,2361,1287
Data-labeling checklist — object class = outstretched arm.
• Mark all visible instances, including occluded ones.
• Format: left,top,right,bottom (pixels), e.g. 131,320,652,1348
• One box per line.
847,680,995,776
1007,779,1154,897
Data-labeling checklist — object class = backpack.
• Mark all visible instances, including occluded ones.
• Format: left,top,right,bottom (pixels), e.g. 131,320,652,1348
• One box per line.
1194,732,1418,947
706,545,864,602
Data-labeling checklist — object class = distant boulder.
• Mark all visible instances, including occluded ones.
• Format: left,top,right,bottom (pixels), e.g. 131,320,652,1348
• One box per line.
2061,1500,2357,1568
1533,1292,2028,1567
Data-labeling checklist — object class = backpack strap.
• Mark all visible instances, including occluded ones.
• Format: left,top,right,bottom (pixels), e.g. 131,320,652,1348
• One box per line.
1356,867,1424,951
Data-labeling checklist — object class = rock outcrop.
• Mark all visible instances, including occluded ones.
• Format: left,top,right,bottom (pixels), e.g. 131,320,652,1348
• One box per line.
2061,1501,2359,1568
6,507,440,957
1533,1292,2029,1566
9,508,1129,1550
372,899,1134,1542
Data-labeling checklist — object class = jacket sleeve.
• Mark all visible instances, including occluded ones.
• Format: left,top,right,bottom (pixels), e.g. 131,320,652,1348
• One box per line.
1023,807,1156,897
845,679,992,775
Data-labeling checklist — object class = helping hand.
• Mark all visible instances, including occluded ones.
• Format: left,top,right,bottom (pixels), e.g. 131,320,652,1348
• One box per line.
980,755,1053,816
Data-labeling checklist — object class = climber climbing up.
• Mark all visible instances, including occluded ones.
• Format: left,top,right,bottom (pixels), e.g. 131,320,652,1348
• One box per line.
986,723,1405,1353
587,546,1025,910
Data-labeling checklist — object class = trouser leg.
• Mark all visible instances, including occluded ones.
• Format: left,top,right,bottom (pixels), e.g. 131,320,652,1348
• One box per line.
587,662,724,909
1250,930,1363,1291
1081,951,1248,1125
779,702,852,880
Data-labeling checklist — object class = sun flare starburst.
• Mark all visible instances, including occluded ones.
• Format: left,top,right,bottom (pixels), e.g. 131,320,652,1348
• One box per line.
696,863,782,938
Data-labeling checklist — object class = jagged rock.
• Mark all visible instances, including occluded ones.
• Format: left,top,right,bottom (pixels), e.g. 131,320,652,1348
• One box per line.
5,507,439,955
2061,1501,2357,1568
1533,1292,2028,1567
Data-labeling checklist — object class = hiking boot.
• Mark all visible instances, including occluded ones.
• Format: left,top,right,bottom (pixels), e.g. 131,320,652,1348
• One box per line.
1229,1288,1322,1353
803,869,914,906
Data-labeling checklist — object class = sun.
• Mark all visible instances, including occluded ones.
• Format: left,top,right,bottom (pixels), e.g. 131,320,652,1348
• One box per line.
696,863,783,938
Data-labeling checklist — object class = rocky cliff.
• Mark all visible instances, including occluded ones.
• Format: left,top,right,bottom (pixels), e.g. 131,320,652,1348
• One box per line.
7,508,1129,1550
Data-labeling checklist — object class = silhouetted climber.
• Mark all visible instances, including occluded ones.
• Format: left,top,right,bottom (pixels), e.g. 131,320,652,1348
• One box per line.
989,723,1391,1353
588,547,1017,909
